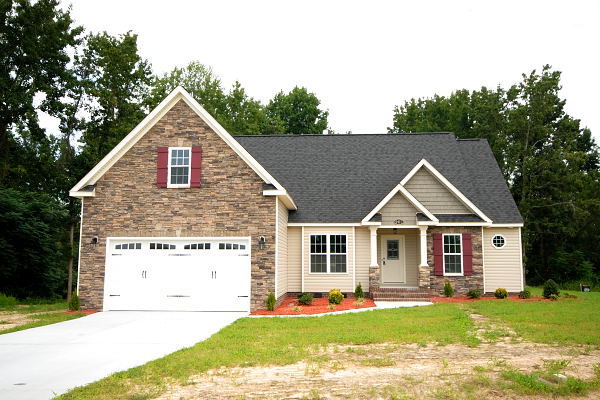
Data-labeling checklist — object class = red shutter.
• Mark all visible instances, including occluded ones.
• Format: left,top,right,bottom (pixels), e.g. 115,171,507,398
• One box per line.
433,233,443,276
156,147,168,188
462,233,473,276
190,146,202,188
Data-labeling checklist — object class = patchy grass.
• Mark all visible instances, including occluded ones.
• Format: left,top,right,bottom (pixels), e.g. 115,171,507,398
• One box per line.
0,312,85,335
469,288,600,346
57,304,476,399
0,300,69,313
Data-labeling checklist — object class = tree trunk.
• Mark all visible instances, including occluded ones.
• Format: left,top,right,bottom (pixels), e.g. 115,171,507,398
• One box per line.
67,222,75,301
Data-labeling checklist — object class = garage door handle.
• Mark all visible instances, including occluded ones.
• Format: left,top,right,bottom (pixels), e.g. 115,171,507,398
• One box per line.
211,270,217,279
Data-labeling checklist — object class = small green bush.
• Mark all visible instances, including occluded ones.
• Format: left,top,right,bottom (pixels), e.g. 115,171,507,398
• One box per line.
328,289,344,305
266,292,276,311
298,292,314,305
0,293,18,307
354,283,364,299
68,292,80,311
494,288,508,299
443,281,454,297
549,293,559,301
518,289,531,299
466,289,481,299
543,279,560,298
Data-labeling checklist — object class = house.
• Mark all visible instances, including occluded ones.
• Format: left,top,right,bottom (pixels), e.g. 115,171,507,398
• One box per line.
70,87,524,312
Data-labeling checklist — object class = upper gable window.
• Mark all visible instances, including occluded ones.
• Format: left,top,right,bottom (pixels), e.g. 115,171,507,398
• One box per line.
168,147,191,188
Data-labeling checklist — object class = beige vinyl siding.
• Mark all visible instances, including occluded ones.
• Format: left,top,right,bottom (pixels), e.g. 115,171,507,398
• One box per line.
303,227,355,292
376,228,419,286
276,199,288,298
483,227,523,292
404,168,471,214
380,193,418,225
287,227,302,292
354,227,371,292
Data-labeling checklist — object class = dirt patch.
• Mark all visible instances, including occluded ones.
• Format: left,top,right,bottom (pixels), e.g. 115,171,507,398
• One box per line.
0,310,64,331
251,297,376,316
156,342,600,400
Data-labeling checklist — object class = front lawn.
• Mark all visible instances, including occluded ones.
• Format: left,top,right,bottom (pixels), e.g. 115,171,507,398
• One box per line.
0,300,86,335
469,288,600,346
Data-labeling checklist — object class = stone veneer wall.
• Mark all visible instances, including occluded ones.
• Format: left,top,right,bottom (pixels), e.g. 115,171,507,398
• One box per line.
78,100,276,312
426,227,483,295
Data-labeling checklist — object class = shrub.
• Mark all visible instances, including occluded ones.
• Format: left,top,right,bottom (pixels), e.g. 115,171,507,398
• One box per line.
298,292,314,305
0,293,17,307
353,298,365,307
543,279,560,298
518,289,531,299
354,283,364,299
327,304,336,310
328,289,344,305
68,292,80,311
293,306,302,312
443,281,454,297
266,292,276,311
494,288,508,299
562,293,578,299
466,289,481,299
549,293,559,301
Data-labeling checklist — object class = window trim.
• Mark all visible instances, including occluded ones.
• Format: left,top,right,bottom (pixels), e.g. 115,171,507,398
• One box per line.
167,146,191,188
308,233,349,274
442,233,463,276
491,234,506,249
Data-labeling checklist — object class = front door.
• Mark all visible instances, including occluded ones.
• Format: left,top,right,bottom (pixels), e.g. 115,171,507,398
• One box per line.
380,235,406,285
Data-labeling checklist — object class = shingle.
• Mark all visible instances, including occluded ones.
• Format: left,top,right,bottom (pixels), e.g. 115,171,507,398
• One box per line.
234,133,522,224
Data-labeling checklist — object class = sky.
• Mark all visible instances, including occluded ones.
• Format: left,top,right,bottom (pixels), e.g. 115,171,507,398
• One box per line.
59,0,599,140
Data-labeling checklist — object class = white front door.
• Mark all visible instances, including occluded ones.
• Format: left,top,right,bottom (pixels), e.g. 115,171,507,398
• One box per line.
380,235,406,285
103,238,251,312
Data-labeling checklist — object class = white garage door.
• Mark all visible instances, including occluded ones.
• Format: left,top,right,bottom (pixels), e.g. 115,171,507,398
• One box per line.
103,237,251,312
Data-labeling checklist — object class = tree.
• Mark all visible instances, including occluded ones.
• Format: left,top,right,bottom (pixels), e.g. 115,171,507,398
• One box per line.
0,0,81,181
266,87,328,134
388,66,600,284
78,32,152,169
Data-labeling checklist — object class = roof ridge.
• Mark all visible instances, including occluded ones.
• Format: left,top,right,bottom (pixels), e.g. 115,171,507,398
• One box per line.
233,132,456,138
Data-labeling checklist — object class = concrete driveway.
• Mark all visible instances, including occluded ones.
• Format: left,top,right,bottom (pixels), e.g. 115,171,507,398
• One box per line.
0,311,246,400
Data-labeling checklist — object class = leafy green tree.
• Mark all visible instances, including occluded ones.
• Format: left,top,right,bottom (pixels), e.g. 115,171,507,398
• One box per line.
266,86,328,134
389,65,600,284
0,0,81,181
78,32,152,169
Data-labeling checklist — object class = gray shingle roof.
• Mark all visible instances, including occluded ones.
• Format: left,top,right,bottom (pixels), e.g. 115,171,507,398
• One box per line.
417,213,485,223
233,133,522,224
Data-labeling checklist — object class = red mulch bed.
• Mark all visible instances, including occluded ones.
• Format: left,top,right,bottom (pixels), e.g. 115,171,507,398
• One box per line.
430,295,550,303
64,310,99,315
251,296,376,315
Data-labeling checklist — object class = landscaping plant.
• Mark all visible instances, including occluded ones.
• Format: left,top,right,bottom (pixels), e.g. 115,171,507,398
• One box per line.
0,293,17,307
518,289,531,299
354,283,364,299
543,279,560,299
328,289,343,305
266,292,276,311
494,288,508,299
298,292,314,305
443,281,454,297
68,291,80,311
466,289,481,299
549,293,559,301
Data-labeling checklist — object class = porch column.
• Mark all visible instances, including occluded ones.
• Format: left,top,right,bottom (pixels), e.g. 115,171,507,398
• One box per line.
419,226,428,267
368,226,380,294
418,226,430,289
369,226,379,267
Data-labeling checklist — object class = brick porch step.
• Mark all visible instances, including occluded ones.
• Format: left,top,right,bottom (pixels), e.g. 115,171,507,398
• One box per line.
371,287,432,302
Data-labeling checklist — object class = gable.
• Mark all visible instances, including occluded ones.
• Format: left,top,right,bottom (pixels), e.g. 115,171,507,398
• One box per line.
379,192,419,225
404,167,471,214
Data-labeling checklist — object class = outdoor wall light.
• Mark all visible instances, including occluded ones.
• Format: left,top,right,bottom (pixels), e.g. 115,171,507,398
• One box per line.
90,236,98,247
258,236,266,250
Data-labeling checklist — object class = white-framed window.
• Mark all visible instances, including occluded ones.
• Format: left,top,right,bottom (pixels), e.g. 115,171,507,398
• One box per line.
310,234,347,273
167,147,191,187
492,234,506,248
115,243,141,250
443,234,462,275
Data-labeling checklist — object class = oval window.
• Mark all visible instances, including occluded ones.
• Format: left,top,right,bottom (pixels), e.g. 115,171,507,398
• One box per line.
492,234,506,249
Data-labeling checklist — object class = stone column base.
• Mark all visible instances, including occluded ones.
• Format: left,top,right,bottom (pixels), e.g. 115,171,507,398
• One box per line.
369,265,381,295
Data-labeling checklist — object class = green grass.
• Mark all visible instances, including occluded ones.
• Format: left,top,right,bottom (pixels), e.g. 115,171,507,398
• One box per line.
57,304,476,399
0,300,69,313
469,288,600,346
0,312,86,335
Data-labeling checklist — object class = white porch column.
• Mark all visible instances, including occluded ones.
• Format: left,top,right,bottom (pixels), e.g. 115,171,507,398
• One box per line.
419,226,428,267
369,226,379,267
